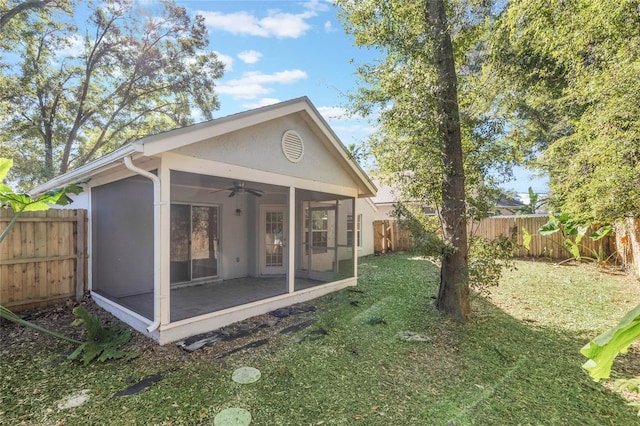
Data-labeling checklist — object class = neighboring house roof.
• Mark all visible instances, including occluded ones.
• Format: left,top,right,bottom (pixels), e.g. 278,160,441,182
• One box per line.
369,179,402,206
496,196,525,209
370,178,526,214
31,97,377,198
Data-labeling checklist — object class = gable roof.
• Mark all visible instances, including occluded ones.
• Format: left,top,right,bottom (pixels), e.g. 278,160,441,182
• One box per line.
31,97,377,198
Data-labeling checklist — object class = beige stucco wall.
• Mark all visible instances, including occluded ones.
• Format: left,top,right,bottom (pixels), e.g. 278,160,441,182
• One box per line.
171,116,356,190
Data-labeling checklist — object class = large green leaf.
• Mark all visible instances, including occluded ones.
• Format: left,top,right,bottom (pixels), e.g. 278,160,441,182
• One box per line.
522,227,532,250
589,225,613,241
0,158,12,182
538,217,560,236
565,239,581,260
581,304,640,381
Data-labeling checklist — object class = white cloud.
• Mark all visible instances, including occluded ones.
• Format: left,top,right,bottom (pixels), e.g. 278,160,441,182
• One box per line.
197,1,326,39
214,51,234,72
237,50,262,64
56,34,84,58
324,20,336,32
317,106,349,121
217,69,308,99
242,98,282,109
303,0,330,12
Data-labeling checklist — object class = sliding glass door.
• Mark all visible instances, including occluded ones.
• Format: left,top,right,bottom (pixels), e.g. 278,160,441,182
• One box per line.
170,204,219,285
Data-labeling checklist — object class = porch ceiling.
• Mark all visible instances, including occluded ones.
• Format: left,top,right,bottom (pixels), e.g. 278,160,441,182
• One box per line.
170,170,288,197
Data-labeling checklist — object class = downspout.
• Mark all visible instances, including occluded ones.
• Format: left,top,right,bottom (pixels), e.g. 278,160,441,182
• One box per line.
123,156,161,333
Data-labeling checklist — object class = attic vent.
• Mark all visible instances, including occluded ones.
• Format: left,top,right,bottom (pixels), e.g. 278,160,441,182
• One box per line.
281,130,304,163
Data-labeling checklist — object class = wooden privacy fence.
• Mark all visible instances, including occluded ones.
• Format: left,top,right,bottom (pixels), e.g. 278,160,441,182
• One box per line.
469,216,615,260
373,216,616,260
373,220,414,253
0,209,87,312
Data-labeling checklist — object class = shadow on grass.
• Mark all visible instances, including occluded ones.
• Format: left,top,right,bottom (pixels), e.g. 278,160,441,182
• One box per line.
0,253,637,425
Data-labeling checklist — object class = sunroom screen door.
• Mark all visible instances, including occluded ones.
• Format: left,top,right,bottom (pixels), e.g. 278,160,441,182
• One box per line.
260,205,286,275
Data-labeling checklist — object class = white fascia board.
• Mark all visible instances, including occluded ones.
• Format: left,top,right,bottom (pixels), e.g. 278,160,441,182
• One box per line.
140,99,310,157
29,143,142,195
298,102,377,199
162,152,358,198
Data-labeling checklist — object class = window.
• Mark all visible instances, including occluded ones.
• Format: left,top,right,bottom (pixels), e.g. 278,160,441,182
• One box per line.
306,208,329,253
347,214,363,248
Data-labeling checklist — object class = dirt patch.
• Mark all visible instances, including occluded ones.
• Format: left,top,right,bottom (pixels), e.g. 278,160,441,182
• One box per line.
0,295,318,363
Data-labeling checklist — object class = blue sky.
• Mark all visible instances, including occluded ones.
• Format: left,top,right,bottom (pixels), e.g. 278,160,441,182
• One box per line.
179,1,375,143
163,1,548,193
1,0,548,193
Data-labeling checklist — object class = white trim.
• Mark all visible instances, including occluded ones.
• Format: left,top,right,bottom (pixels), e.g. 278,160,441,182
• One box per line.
162,152,358,198
258,204,287,275
157,277,356,344
29,144,142,195
92,292,156,340
288,187,296,294
29,98,376,199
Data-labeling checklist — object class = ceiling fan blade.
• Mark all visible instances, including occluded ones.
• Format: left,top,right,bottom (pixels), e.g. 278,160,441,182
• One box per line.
246,188,264,197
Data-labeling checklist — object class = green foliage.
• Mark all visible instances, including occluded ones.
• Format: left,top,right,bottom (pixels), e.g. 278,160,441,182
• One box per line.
581,303,640,415
394,201,515,293
1,157,133,365
581,304,640,381
512,187,546,215
0,158,83,242
392,202,449,258
523,213,613,263
0,0,224,187
487,0,640,223
67,306,137,365
468,235,516,294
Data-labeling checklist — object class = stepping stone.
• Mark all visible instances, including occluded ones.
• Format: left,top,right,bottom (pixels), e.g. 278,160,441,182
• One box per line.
214,407,252,426
232,366,261,384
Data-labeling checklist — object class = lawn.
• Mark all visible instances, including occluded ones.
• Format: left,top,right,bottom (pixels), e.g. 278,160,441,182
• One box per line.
1,254,639,425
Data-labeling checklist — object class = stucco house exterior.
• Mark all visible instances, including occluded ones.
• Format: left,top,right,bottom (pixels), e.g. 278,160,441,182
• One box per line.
32,97,377,344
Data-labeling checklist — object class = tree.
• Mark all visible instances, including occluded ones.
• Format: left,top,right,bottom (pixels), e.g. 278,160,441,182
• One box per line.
486,0,640,223
0,0,69,31
337,0,507,321
0,0,224,187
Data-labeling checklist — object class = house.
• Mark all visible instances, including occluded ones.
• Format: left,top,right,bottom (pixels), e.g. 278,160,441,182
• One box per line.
371,178,526,219
370,178,435,221
31,97,377,344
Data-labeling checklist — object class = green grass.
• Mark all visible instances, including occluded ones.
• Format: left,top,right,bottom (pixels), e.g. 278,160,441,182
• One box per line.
1,255,639,425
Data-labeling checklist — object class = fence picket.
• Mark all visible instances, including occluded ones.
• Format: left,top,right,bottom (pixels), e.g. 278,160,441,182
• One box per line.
0,209,87,312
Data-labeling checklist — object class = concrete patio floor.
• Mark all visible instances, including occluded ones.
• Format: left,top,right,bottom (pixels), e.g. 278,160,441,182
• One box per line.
109,276,324,322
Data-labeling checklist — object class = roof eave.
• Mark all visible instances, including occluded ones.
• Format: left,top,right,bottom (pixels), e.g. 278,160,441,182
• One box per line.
29,143,142,196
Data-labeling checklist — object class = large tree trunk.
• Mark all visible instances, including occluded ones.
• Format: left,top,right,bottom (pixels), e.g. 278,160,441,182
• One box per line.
426,0,471,321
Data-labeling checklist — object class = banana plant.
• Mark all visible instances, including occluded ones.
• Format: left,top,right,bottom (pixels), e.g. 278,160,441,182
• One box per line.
523,213,612,263
1,158,83,243
1,158,135,363
581,304,640,414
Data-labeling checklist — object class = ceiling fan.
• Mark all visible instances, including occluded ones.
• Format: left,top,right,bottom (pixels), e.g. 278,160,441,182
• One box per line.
213,181,264,197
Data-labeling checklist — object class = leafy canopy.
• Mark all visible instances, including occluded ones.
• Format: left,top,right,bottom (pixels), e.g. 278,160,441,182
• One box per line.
0,0,224,188
487,0,640,222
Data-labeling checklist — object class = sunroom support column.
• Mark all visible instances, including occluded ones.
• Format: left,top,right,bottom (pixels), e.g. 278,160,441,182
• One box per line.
158,163,171,327
288,186,296,293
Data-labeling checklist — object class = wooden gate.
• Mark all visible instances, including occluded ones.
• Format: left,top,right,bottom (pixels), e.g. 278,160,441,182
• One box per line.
0,209,87,312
